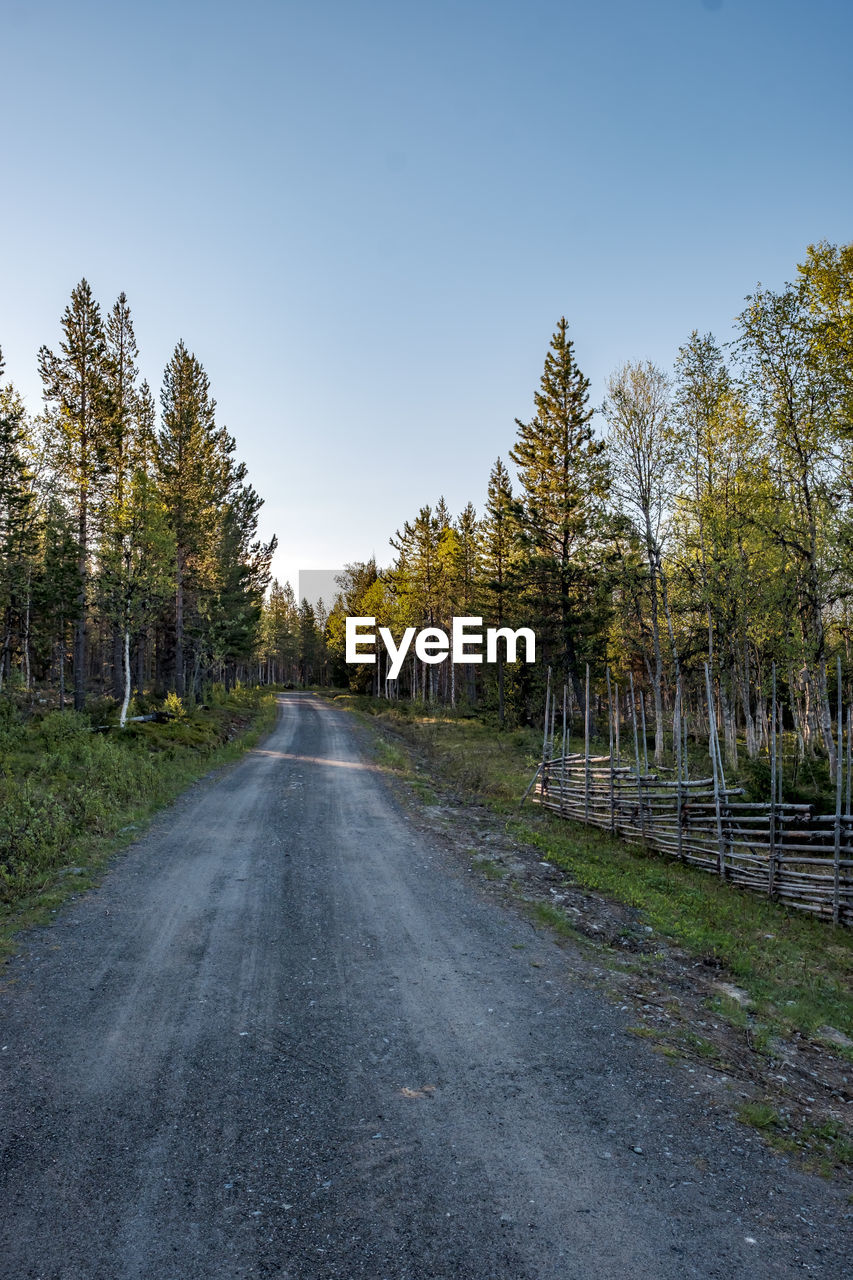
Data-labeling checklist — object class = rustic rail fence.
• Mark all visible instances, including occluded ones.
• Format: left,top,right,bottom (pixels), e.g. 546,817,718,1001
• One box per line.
525,663,853,927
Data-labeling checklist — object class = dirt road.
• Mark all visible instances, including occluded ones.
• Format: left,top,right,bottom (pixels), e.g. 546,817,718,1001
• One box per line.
1,693,850,1278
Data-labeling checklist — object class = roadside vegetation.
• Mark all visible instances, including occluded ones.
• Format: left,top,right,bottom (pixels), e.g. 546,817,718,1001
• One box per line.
0,686,276,955
328,694,853,1048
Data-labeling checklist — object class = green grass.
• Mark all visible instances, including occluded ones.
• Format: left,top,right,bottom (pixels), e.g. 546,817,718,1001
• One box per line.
322,692,853,1049
737,1102,853,1173
471,855,507,880
0,687,277,957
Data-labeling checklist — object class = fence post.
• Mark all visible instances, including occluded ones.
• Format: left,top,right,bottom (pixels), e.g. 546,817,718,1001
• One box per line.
639,692,649,775
629,669,645,841
542,667,551,801
705,662,726,878
769,662,777,898
584,664,591,823
606,667,615,834
675,678,684,862
561,684,568,816
834,655,842,925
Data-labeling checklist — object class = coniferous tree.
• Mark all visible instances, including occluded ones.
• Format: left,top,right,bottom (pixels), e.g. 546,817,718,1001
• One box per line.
510,318,609,712
157,341,220,696
33,496,79,707
0,352,38,689
38,279,108,709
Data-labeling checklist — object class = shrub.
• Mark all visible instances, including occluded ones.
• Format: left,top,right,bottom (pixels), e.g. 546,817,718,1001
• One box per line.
38,710,90,750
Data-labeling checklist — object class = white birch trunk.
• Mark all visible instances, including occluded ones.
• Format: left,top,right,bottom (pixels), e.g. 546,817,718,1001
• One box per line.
120,628,131,728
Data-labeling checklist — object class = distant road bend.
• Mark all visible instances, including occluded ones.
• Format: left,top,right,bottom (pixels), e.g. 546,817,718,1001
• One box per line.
0,692,849,1279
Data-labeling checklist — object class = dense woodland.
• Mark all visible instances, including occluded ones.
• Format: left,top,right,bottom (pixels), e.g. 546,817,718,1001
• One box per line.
284,241,853,782
2,243,852,781
0,281,275,723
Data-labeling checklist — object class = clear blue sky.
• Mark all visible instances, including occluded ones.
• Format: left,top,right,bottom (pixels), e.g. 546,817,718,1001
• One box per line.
1,0,850,596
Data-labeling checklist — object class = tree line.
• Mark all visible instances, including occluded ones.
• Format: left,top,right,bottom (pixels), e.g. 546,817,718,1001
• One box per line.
0,280,275,721
278,241,853,777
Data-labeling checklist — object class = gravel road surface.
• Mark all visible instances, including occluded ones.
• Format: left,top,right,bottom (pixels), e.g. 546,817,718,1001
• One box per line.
1,692,850,1278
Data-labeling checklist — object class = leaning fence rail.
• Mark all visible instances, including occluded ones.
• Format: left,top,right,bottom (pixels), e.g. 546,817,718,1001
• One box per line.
525,661,852,928
527,753,853,925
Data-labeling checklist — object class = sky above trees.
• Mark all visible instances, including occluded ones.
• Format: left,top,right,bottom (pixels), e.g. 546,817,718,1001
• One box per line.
1,0,850,593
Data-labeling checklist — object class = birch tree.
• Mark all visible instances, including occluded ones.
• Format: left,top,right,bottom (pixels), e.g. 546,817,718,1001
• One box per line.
602,360,678,762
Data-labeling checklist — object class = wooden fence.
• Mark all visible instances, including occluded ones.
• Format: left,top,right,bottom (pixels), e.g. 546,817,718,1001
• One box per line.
524,664,853,927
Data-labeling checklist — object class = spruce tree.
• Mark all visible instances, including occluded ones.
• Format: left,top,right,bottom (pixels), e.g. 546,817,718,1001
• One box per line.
510,318,609,711
0,351,37,689
157,341,219,696
38,279,108,710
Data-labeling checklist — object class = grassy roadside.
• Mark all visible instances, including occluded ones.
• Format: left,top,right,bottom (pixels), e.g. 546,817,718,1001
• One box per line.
0,687,278,960
324,693,853,1050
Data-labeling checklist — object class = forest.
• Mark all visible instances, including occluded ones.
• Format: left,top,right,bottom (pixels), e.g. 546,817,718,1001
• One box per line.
2,243,853,792
283,241,853,792
0,280,276,725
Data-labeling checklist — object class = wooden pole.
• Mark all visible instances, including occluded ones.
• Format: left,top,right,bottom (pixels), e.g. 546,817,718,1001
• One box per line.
629,669,645,840
833,654,842,925
705,662,726,877
561,684,568,815
550,686,557,763
584,663,591,823
606,667,615,834
542,666,551,799
614,681,620,766
840,701,845,819
675,677,683,861
769,662,777,898
640,691,649,774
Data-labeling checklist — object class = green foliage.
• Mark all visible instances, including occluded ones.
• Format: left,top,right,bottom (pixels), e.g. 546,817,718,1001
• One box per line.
0,690,275,920
38,709,90,749
510,317,610,700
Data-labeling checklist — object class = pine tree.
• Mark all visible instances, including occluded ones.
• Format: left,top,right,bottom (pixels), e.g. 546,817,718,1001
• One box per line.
33,497,79,707
510,318,609,712
38,279,108,709
0,351,38,690
156,341,220,695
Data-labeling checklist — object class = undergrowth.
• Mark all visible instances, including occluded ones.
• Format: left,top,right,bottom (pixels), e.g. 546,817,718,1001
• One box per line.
0,688,277,953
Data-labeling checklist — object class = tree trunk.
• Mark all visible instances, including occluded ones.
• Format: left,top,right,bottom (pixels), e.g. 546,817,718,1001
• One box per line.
120,628,131,727
175,549,185,697
817,658,838,779
136,631,146,698
112,626,124,700
498,658,504,726
642,516,665,764
720,679,738,770
74,487,87,712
